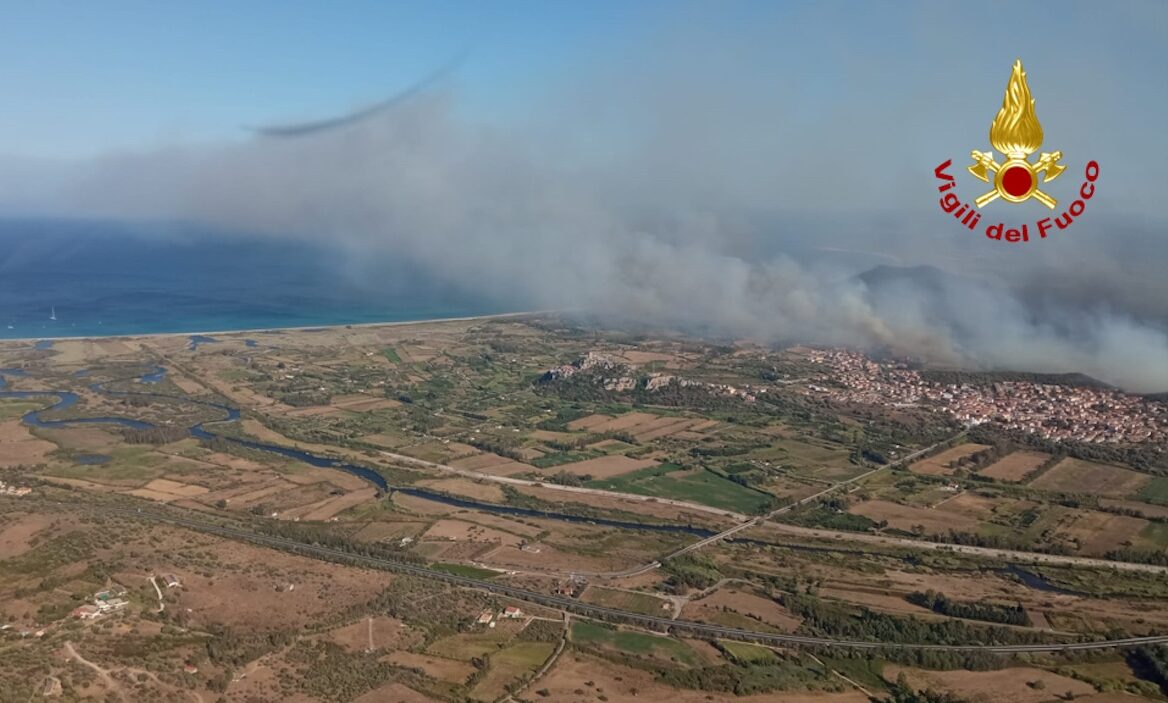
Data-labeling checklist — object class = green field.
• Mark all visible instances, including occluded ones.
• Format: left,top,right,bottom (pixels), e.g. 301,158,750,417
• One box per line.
570,621,697,665
382,347,402,363
1138,477,1168,506
720,641,777,663
470,642,554,701
1140,521,1168,548
588,465,773,514
43,446,167,483
0,398,45,420
531,451,598,468
431,563,499,579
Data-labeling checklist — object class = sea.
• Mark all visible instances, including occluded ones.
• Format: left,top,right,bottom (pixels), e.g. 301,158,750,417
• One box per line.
0,218,507,340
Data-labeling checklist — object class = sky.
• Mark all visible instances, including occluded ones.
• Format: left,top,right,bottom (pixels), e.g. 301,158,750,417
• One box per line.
0,1,1166,390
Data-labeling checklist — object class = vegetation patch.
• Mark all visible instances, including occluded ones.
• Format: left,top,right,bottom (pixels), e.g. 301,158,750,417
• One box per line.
570,621,698,666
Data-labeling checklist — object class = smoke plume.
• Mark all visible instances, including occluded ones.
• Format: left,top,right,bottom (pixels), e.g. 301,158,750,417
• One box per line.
1,6,1167,392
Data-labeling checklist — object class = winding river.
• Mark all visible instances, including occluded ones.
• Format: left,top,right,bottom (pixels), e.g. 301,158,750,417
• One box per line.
0,364,1101,593
0,364,715,538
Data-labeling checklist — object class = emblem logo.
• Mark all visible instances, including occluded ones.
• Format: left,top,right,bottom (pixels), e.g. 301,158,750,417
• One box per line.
967,60,1065,209
932,59,1099,243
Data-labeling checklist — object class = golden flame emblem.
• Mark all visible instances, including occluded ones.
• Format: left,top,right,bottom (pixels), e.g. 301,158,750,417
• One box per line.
967,60,1066,209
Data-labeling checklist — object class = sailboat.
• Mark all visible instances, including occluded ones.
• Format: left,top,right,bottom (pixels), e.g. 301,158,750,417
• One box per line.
49,306,56,321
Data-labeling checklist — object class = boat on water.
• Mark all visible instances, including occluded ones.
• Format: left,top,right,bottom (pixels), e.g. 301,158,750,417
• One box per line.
49,306,57,321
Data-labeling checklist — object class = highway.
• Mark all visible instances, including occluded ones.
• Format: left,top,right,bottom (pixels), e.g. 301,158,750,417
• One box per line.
108,506,1168,654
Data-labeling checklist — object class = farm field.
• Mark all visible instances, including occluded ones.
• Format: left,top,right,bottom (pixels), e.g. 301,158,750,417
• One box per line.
3,314,1168,702
580,585,673,616
587,464,773,513
978,450,1051,482
1029,458,1152,497
909,442,991,476
570,621,699,666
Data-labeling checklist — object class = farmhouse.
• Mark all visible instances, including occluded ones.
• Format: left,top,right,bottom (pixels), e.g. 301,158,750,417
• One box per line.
72,604,100,620
502,606,523,619
162,574,182,589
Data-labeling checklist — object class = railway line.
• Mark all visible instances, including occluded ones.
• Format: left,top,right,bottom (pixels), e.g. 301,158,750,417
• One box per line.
107,506,1168,654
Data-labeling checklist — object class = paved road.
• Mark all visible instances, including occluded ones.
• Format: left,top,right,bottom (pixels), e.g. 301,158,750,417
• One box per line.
108,506,1168,654
615,433,965,578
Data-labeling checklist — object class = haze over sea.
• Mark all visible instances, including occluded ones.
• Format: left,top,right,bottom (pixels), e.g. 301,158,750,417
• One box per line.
0,219,505,340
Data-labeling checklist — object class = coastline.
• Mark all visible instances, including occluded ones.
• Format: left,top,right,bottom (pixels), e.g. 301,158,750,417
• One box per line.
0,310,542,345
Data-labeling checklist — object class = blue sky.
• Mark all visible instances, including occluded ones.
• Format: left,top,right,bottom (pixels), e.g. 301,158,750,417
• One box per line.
0,1,656,156
2,1,1164,161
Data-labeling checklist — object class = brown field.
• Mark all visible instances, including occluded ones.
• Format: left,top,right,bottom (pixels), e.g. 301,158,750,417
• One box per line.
142,478,208,496
539,652,868,703
819,586,936,617
354,683,442,703
1030,458,1152,497
682,587,801,632
909,443,991,476
512,483,732,529
284,404,344,418
571,412,708,442
567,413,616,431
979,450,1051,482
0,419,56,466
166,535,397,631
482,541,630,573
632,417,702,441
0,513,60,558
449,452,531,476
417,477,506,503
292,487,379,521
330,394,402,412
883,666,1094,703
325,615,419,653
384,651,474,684
554,454,659,479
934,491,998,521
851,499,981,534
422,519,524,547
393,492,462,515
1100,499,1168,519
581,585,673,615
1057,510,1149,555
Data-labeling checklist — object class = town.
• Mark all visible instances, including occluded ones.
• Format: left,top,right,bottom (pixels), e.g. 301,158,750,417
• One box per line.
803,348,1168,444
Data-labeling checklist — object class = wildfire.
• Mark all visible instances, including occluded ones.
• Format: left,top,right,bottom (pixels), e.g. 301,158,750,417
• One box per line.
989,59,1044,158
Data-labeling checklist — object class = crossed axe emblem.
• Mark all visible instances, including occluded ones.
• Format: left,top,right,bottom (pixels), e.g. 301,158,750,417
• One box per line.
967,150,1066,209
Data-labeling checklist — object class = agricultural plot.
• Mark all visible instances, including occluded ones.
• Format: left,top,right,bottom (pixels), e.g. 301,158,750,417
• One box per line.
587,464,773,514
1029,458,1151,498
570,621,698,666
551,454,658,479
882,666,1094,703
850,499,981,534
1137,477,1168,506
978,450,1051,482
720,641,777,664
910,443,991,476
449,452,531,476
580,585,672,616
469,642,554,701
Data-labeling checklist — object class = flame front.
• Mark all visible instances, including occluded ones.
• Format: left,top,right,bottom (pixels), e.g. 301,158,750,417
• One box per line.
989,59,1044,157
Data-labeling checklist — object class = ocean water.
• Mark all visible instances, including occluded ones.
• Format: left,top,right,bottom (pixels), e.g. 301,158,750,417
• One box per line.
0,218,505,339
